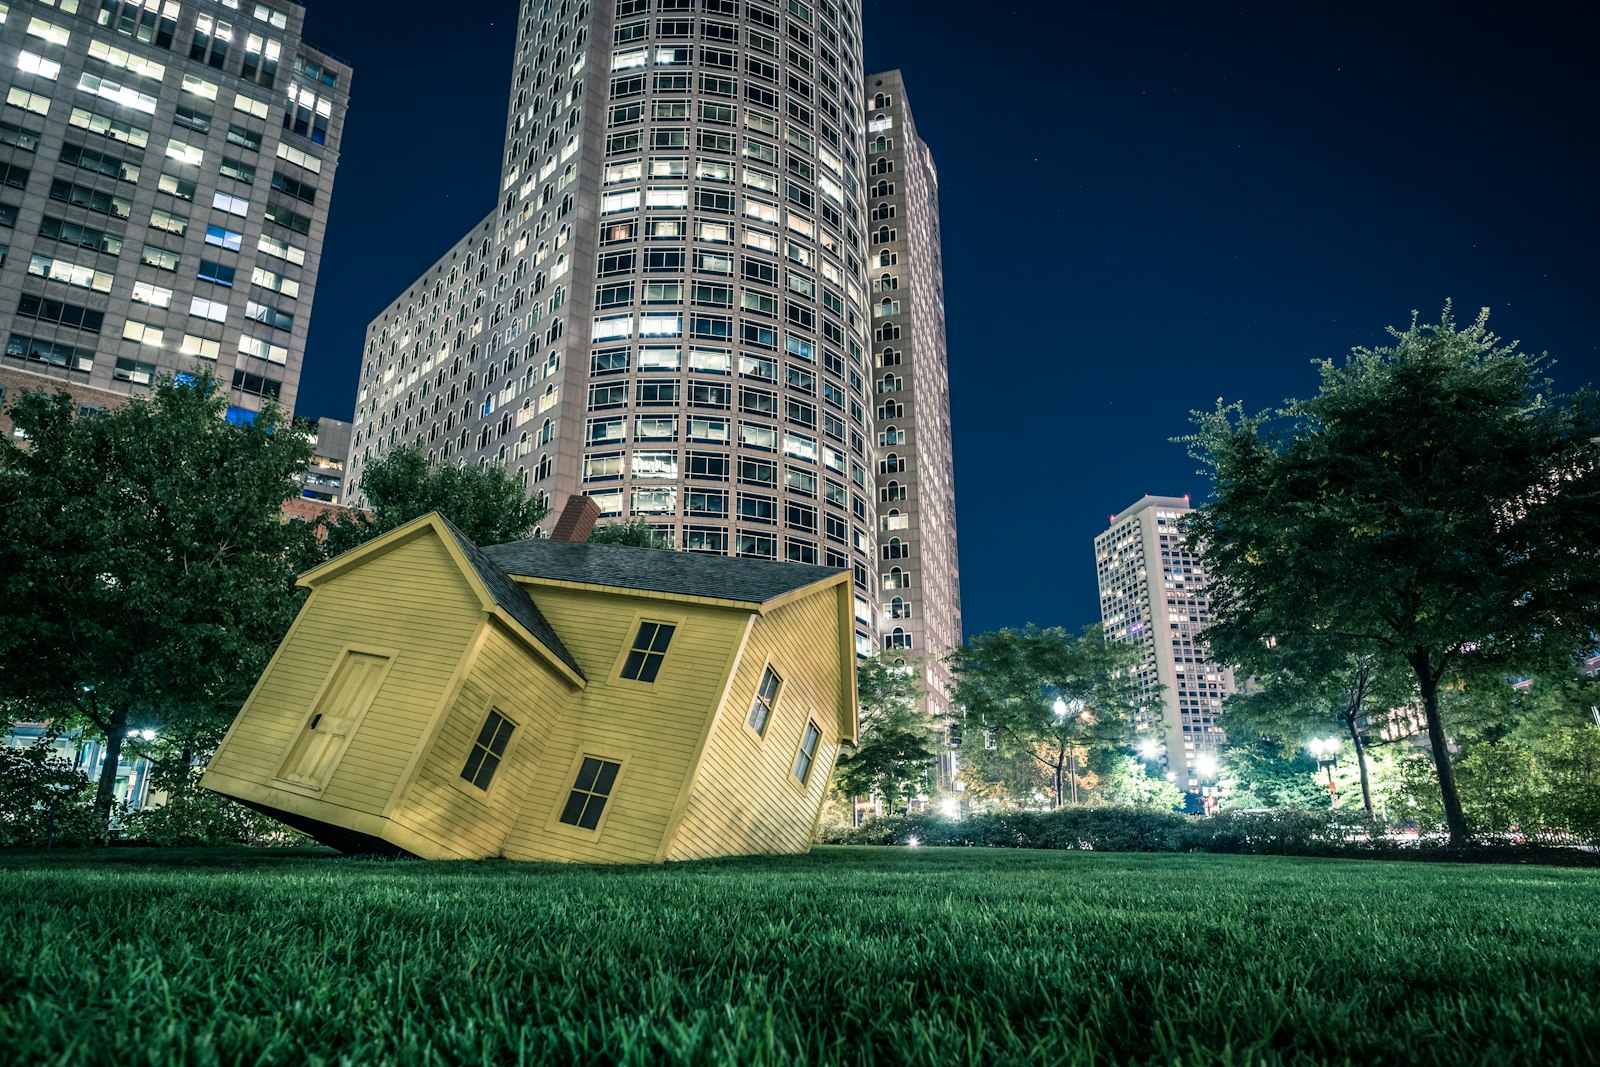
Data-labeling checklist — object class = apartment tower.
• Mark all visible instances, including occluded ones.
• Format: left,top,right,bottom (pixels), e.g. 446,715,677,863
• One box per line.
0,0,349,429
1094,495,1233,793
863,69,959,733
348,0,892,654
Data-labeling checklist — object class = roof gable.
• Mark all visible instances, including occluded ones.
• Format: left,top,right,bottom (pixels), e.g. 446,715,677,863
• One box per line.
480,540,846,606
433,516,583,678
299,513,584,681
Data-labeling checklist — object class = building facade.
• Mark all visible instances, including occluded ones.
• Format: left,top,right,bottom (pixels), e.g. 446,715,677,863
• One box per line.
298,414,349,504
0,0,348,431
1094,495,1234,793
347,0,894,657
863,69,959,733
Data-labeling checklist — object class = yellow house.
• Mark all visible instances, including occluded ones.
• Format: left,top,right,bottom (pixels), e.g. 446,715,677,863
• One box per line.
201,503,857,862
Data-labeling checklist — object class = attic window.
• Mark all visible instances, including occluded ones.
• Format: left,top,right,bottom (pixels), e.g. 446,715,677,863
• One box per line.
619,620,675,682
792,721,822,784
461,710,514,790
747,665,781,736
559,756,621,830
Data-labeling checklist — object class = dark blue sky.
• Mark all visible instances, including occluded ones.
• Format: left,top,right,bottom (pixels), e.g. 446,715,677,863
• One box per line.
295,1,1599,639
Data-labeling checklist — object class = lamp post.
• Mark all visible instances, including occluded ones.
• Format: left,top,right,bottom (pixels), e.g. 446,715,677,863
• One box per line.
1195,753,1220,815
1308,737,1339,801
43,781,76,849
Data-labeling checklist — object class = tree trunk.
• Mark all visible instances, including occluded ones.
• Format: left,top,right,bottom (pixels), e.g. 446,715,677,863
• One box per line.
1415,666,1470,846
1068,746,1079,805
1052,760,1063,809
94,707,127,836
1346,718,1374,818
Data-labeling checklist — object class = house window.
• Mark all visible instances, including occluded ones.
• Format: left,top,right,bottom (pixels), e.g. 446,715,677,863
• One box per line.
559,757,621,830
460,710,514,790
792,721,822,784
748,666,781,736
620,621,675,682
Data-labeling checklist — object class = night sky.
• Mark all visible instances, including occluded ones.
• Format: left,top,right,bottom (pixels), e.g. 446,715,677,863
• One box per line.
293,1,1599,639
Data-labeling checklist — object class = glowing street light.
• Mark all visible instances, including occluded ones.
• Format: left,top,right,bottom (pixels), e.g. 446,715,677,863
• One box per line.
1194,753,1221,815
1308,737,1339,797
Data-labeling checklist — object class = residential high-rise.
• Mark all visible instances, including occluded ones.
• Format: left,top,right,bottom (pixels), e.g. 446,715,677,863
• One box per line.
863,70,960,738
348,0,899,657
1094,495,1234,793
0,0,348,430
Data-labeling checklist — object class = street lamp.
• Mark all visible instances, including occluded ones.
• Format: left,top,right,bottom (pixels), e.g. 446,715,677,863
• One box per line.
43,781,76,850
1308,737,1339,798
1194,753,1220,815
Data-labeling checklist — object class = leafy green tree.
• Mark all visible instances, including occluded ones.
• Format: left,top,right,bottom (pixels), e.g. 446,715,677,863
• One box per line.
0,375,316,825
588,519,664,548
832,652,938,813
950,625,1146,808
1185,307,1600,844
323,443,545,555
1218,734,1334,811
1219,644,1416,817
0,740,98,847
1087,750,1186,811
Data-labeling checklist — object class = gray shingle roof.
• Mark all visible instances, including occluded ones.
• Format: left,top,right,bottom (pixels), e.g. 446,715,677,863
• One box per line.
480,539,846,605
436,515,584,679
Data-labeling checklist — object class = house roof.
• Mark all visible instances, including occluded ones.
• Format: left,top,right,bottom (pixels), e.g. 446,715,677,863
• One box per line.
435,516,584,678
481,539,846,606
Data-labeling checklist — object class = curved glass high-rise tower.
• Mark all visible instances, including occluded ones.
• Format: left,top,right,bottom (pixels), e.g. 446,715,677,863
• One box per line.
352,0,879,648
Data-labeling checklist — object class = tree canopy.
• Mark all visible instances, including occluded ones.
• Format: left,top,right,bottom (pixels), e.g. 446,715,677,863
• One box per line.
323,443,545,556
588,519,665,548
832,651,938,813
0,375,316,822
950,625,1148,808
1185,306,1600,843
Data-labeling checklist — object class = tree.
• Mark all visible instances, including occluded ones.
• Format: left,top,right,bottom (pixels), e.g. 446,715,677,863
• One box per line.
0,739,97,848
1186,306,1600,844
1217,643,1416,817
1218,734,1336,812
832,651,938,814
588,519,664,548
0,375,317,826
950,625,1146,808
1086,750,1187,811
322,443,545,556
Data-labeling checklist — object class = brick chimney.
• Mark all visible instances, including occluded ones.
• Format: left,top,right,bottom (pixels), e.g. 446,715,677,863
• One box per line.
549,494,600,544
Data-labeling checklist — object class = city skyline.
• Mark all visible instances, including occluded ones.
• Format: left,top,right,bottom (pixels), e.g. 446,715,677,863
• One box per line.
292,0,1600,637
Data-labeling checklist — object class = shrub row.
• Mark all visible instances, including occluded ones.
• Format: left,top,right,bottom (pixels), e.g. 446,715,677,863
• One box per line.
820,807,1405,855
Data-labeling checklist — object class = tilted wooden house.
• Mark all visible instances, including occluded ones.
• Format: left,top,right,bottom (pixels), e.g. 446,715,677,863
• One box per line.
201,502,857,862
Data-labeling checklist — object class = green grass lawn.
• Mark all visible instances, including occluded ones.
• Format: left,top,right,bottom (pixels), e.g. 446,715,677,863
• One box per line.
2,846,1597,1066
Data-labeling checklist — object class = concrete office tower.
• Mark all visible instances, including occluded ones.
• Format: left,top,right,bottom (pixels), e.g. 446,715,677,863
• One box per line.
863,70,959,734
0,0,348,428
1094,495,1234,793
298,415,350,504
349,0,881,652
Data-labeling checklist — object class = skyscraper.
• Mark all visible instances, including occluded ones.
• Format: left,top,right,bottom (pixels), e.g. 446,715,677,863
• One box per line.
0,0,348,430
349,0,961,666
1094,495,1234,793
863,69,959,734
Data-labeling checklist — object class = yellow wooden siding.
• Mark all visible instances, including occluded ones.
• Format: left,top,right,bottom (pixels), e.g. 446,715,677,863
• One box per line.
666,584,847,861
390,622,572,858
202,531,484,828
499,585,746,863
